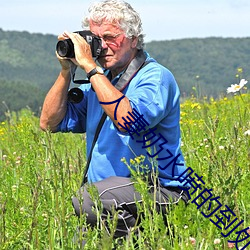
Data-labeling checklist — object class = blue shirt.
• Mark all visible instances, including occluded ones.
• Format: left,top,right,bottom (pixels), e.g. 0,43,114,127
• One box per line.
58,52,187,187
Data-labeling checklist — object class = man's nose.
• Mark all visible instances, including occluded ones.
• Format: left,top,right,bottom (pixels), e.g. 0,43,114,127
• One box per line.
101,38,108,49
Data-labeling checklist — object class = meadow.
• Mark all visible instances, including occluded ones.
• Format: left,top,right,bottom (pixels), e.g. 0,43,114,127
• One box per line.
0,89,249,249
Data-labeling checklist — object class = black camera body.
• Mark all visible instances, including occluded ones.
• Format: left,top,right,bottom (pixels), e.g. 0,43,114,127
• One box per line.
56,30,102,58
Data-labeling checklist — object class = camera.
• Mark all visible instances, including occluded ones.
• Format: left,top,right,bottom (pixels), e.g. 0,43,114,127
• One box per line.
56,30,102,58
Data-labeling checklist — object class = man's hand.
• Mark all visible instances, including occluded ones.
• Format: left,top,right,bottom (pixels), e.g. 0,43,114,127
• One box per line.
62,31,96,73
56,33,79,71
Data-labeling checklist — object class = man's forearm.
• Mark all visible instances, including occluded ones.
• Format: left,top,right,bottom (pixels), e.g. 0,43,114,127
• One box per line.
40,70,71,132
90,73,132,131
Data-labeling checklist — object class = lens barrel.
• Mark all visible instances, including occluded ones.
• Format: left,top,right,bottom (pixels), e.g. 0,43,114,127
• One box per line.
68,88,84,103
56,39,75,58
56,31,102,58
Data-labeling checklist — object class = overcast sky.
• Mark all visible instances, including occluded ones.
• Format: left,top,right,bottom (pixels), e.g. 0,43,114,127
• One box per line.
1,0,250,42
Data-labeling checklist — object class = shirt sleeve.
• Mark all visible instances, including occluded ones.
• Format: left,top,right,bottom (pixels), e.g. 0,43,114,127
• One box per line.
57,85,89,133
128,62,180,129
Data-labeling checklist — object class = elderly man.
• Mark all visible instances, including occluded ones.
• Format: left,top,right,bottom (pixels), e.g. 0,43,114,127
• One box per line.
40,0,188,242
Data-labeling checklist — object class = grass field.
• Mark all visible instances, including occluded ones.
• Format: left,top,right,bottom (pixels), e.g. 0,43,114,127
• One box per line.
0,90,249,249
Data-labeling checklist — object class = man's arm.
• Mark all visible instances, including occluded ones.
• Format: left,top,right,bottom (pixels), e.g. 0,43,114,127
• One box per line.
40,66,71,132
89,73,132,131
63,31,134,131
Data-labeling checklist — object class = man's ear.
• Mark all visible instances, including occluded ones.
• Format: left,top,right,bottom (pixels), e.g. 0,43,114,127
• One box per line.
131,36,139,48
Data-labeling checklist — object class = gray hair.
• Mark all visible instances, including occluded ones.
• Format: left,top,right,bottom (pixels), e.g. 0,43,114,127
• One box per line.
82,0,145,49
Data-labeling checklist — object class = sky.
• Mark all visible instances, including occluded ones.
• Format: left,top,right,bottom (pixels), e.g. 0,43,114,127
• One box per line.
1,0,250,42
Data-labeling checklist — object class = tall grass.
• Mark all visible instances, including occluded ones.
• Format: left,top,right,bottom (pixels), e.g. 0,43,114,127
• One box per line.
0,93,249,249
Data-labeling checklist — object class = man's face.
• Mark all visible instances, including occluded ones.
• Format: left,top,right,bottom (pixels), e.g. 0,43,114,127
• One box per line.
89,20,138,73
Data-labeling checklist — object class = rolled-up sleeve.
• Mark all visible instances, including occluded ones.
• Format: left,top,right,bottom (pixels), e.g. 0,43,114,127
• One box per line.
57,86,89,133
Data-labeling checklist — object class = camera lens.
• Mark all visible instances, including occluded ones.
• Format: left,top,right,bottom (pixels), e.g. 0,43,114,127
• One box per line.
68,88,84,103
56,39,74,58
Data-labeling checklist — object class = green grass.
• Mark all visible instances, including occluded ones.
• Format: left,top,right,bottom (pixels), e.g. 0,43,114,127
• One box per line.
0,93,249,249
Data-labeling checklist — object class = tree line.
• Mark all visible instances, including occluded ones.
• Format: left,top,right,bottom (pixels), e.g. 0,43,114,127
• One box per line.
0,28,249,120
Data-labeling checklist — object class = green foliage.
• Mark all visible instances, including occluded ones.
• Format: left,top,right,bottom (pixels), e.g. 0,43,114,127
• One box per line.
0,93,249,249
145,37,250,98
0,79,46,121
0,29,60,94
0,29,61,121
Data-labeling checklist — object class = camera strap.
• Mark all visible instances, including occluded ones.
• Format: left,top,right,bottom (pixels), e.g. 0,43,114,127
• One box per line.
81,50,150,185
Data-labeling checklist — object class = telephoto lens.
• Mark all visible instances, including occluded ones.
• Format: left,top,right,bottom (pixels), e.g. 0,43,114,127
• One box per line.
56,39,75,58
56,31,102,59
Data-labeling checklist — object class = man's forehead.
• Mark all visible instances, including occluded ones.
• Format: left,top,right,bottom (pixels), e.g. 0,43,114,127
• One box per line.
90,20,122,33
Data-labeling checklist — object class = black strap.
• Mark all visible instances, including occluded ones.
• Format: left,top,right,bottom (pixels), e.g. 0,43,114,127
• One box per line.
114,49,147,92
81,50,149,185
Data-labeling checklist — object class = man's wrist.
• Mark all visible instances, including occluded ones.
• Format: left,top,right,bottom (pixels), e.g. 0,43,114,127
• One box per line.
87,66,104,80
60,68,71,79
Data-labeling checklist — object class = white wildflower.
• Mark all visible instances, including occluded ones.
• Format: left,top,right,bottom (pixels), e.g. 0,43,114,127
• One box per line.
227,79,248,93
244,130,250,136
214,238,221,244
